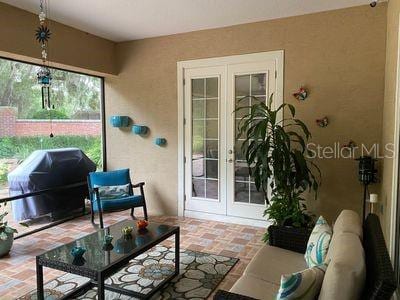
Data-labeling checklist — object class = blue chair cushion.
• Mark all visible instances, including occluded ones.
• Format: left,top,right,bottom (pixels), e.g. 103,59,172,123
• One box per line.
89,169,130,188
92,195,144,212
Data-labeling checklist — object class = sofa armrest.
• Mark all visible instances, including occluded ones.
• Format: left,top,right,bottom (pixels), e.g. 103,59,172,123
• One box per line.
213,290,259,300
268,225,311,254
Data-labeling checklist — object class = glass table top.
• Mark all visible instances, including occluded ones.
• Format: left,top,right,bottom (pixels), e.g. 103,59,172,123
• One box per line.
38,220,178,272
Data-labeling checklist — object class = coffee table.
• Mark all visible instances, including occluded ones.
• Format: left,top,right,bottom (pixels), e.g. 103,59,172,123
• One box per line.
36,220,180,300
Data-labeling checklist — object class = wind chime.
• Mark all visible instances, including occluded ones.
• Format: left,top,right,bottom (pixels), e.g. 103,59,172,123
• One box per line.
35,0,54,137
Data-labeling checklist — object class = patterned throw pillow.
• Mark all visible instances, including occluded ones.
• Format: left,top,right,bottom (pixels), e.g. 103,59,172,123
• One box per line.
276,264,328,300
304,216,332,267
95,184,130,200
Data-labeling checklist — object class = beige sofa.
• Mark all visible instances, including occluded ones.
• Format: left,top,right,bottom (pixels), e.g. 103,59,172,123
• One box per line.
214,210,396,300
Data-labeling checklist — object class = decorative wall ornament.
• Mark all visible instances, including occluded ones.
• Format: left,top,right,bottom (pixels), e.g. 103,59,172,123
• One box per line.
316,116,329,128
155,138,167,146
36,0,52,110
293,87,308,101
342,140,357,150
132,125,148,135
110,116,130,128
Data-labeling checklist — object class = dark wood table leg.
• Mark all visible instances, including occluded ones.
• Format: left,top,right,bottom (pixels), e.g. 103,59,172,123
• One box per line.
175,229,180,276
97,272,105,300
36,257,44,300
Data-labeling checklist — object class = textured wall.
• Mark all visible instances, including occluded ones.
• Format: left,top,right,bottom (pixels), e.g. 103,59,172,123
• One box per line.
105,5,387,221
0,2,116,76
380,0,400,245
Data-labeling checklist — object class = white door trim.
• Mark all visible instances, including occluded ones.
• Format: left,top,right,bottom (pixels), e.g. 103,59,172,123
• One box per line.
177,50,284,220
389,13,400,262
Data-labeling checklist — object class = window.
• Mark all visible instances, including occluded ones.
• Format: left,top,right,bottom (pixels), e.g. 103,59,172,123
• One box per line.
0,57,105,233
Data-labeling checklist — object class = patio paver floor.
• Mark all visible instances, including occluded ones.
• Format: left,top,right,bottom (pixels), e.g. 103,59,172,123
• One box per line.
0,210,265,299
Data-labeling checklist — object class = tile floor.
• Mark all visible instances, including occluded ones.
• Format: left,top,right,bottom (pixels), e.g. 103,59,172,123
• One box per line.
0,211,265,299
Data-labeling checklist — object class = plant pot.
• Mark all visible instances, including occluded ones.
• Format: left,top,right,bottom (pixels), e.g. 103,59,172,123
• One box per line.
268,225,311,254
110,116,130,128
0,232,14,257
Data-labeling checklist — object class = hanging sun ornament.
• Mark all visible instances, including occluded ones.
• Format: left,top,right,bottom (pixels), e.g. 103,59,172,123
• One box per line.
35,0,52,110
293,87,308,101
35,0,54,138
35,25,51,44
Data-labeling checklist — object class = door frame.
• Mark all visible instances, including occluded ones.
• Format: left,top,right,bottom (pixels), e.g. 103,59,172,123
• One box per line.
177,51,284,226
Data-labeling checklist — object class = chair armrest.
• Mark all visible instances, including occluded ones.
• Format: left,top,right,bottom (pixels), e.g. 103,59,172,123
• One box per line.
88,186,99,197
268,225,311,254
213,290,258,300
132,182,145,188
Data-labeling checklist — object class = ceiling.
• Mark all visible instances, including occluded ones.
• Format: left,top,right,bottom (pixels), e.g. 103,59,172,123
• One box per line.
2,0,373,42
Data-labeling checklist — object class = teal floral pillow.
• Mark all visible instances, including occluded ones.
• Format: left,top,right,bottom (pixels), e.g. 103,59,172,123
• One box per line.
95,184,130,200
304,216,332,267
276,263,328,300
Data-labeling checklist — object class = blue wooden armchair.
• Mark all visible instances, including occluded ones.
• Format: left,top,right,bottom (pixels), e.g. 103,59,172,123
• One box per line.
87,169,148,228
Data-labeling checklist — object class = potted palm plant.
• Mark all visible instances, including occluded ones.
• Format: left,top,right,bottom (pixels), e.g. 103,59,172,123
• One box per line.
236,95,320,249
0,202,18,257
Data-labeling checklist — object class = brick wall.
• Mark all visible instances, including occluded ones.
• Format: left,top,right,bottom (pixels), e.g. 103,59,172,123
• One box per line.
0,107,101,137
0,107,17,137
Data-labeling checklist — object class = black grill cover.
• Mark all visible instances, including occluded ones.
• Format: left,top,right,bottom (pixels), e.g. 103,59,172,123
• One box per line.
8,148,96,221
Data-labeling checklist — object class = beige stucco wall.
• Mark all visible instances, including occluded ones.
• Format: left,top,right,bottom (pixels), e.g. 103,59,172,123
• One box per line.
380,0,400,243
0,2,116,76
105,5,387,220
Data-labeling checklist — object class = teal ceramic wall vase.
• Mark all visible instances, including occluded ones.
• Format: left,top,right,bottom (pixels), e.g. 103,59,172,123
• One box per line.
155,138,167,146
132,125,148,135
110,116,130,128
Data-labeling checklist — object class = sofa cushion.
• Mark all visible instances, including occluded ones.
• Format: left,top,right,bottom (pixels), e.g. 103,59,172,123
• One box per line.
333,210,362,240
230,274,279,300
318,232,366,300
244,245,307,285
305,216,332,267
276,263,328,300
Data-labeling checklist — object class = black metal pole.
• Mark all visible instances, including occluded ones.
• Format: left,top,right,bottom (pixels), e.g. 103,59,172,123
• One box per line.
363,183,368,221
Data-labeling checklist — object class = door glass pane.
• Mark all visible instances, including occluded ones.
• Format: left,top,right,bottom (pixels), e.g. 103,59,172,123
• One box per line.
193,100,205,119
250,183,265,205
192,79,205,99
235,75,250,97
206,140,218,159
235,182,249,203
192,77,219,200
206,99,218,119
206,179,218,199
251,74,266,96
206,120,218,139
206,78,218,98
192,178,205,198
234,73,266,204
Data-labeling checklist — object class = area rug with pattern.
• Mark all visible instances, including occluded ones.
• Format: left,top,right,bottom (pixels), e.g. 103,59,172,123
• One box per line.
19,246,238,299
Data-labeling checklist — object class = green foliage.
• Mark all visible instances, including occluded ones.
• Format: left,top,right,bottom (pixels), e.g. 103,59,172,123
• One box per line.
0,136,102,180
0,163,8,186
236,95,320,232
85,138,103,169
0,203,18,240
32,109,69,119
0,58,101,119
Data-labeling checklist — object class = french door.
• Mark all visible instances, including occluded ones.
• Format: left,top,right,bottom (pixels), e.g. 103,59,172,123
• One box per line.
181,51,283,221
